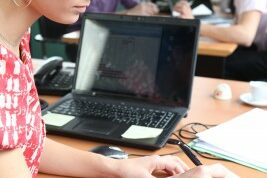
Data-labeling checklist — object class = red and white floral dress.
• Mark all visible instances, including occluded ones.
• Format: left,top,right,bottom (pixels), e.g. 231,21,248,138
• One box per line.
0,32,46,178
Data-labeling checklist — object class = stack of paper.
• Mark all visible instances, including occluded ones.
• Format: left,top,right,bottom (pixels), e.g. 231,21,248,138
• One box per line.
188,108,267,173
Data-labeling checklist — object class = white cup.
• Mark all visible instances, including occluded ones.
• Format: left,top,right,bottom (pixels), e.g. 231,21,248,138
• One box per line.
249,81,267,102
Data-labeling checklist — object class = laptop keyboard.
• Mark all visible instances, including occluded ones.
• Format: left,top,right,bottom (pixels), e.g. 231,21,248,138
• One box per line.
50,99,176,129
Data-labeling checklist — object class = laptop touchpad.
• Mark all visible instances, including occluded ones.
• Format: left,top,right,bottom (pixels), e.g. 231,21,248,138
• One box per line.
74,119,118,135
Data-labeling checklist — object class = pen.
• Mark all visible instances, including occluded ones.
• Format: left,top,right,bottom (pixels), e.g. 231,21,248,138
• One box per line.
167,139,202,166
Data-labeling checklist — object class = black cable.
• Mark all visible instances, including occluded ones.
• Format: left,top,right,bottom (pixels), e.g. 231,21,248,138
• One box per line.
170,122,231,162
176,122,217,140
170,134,230,162
129,122,231,163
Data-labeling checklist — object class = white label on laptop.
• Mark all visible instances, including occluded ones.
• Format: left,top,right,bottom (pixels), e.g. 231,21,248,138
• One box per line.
43,112,75,127
121,125,163,139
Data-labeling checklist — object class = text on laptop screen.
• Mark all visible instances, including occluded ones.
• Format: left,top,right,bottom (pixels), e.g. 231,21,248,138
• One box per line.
75,14,198,107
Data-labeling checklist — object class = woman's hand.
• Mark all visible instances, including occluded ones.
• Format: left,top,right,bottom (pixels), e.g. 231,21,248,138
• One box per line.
116,155,189,178
173,0,194,19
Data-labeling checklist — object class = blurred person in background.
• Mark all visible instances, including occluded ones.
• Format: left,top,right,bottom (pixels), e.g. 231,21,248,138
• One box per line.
174,0,267,81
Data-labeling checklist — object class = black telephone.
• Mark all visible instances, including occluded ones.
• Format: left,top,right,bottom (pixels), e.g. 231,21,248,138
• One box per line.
34,56,74,96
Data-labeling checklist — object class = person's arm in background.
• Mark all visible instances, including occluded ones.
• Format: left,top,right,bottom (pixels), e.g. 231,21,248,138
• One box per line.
120,0,159,16
200,11,261,46
174,0,261,47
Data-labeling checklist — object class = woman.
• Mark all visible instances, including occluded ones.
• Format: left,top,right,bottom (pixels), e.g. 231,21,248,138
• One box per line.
174,0,267,81
0,0,238,177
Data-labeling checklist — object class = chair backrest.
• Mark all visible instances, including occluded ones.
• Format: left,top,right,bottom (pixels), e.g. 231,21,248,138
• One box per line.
38,16,70,39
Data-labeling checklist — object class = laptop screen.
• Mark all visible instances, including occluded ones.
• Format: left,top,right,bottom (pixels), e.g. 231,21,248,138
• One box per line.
75,13,199,108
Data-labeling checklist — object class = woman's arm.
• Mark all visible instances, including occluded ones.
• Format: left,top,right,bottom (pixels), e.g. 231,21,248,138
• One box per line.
39,138,188,178
201,11,262,46
0,149,32,178
39,138,120,178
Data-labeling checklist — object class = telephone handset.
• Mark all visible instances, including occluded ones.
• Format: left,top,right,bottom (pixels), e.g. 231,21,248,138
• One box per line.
34,56,64,86
34,56,74,96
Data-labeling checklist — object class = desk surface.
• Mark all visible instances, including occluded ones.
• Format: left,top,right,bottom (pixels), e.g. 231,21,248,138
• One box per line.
38,77,266,178
198,40,237,57
62,30,237,57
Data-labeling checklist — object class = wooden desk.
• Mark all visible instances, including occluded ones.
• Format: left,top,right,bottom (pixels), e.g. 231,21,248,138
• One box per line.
38,77,266,178
198,40,237,57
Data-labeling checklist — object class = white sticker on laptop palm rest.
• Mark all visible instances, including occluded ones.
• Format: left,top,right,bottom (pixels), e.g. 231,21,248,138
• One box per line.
121,125,163,139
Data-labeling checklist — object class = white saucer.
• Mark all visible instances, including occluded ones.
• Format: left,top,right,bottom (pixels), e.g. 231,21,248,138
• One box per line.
240,93,267,107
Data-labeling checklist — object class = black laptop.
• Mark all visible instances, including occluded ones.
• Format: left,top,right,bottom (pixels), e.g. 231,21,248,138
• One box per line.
43,13,200,150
